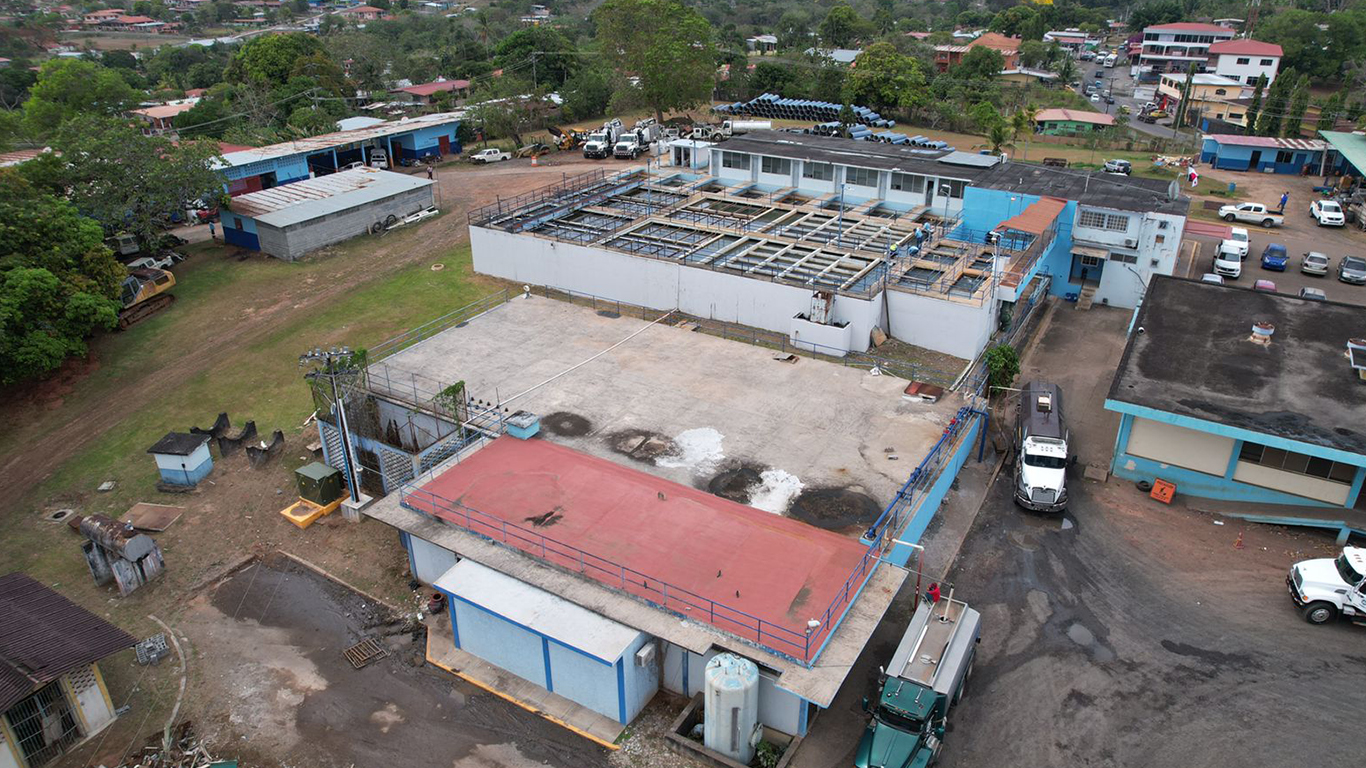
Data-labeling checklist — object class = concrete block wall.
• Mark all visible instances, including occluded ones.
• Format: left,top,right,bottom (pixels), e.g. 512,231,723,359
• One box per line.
257,186,435,261
885,289,993,359
470,227,883,353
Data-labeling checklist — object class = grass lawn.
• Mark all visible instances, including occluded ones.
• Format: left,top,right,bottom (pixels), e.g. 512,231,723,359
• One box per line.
1,235,493,564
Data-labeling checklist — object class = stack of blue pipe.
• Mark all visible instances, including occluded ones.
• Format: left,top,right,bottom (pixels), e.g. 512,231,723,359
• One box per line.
715,93,896,128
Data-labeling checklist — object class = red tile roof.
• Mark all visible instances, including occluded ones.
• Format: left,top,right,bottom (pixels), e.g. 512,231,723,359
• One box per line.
394,78,471,97
969,32,1022,53
1208,39,1282,57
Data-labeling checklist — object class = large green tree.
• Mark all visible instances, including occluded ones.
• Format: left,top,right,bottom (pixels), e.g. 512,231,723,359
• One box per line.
1256,68,1296,136
845,43,928,114
31,117,225,248
816,4,873,49
958,46,1005,80
1283,74,1311,138
0,171,123,385
593,0,716,123
22,59,139,137
225,32,328,87
494,26,579,89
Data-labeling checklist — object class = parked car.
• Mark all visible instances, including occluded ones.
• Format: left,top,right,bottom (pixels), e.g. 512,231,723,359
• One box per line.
1201,273,1225,284
1103,159,1131,175
1298,287,1327,301
1254,279,1277,292
1213,245,1242,279
1260,243,1289,271
1220,202,1283,228
1220,227,1250,260
1090,93,1101,103
1147,109,1169,119
1104,95,1116,105
1340,255,1366,285
1301,251,1331,275
470,148,512,163
1310,199,1346,227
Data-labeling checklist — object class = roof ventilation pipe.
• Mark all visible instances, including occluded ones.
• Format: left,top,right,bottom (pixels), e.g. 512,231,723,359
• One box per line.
1250,321,1275,346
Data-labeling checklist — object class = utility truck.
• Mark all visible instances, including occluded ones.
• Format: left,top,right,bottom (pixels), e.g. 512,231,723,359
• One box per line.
855,595,981,768
1014,381,1070,513
582,119,623,159
1288,546,1366,626
613,134,642,159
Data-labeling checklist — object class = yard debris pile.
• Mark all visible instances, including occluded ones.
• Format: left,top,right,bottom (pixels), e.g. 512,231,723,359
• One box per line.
105,721,234,768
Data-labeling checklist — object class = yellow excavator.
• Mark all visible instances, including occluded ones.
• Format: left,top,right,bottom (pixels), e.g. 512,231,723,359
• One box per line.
118,268,176,329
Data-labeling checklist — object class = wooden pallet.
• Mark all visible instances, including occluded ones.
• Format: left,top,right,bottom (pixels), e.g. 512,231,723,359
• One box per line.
344,637,389,669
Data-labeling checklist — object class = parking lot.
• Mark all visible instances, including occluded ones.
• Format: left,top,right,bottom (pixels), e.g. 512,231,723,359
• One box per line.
938,308,1365,767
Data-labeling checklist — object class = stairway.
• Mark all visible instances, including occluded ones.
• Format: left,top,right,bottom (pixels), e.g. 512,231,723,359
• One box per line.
1076,284,1098,310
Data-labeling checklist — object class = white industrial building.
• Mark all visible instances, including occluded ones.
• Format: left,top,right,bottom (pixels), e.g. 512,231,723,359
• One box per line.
469,131,1188,360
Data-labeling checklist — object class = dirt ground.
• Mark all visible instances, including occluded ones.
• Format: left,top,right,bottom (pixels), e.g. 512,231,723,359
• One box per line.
174,554,612,768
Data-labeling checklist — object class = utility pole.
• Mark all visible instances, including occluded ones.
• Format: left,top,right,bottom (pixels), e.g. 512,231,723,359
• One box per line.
300,347,363,503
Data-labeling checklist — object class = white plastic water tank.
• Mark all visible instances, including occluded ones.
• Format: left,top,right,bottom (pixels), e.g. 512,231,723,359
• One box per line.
703,653,760,764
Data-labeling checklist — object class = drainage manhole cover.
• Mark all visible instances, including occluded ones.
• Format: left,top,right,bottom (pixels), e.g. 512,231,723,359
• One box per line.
543,412,592,437
707,465,764,503
788,488,881,530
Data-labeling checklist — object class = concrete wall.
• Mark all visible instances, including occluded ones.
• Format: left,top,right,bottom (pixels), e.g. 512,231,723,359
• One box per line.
223,210,260,249
659,642,807,736
546,641,618,720
404,532,458,585
620,634,661,724
70,664,116,733
256,186,435,261
1110,412,1366,508
885,289,993,359
471,227,882,353
1199,140,1321,174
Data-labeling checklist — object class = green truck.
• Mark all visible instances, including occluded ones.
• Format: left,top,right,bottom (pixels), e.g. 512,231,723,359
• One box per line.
854,596,981,768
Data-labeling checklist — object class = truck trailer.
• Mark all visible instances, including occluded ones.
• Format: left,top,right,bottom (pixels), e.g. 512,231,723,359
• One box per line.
1014,380,1070,513
855,596,981,768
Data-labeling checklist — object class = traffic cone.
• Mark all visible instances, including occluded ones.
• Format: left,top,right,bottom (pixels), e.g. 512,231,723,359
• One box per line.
1233,532,1244,550
531,154,539,166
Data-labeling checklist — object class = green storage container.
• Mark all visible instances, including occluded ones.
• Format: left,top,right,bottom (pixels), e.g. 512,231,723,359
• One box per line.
296,462,343,505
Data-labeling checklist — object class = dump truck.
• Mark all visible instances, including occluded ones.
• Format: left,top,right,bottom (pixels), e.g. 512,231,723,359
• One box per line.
855,595,981,768
118,267,176,329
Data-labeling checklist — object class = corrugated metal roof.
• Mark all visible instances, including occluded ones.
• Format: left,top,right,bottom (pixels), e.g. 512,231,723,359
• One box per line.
1206,134,1326,151
218,112,462,168
1034,108,1115,125
1320,131,1366,175
228,168,433,228
0,573,137,712
995,197,1067,236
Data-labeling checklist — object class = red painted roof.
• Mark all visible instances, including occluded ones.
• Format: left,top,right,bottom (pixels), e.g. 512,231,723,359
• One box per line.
406,437,871,660
1208,39,1282,56
395,79,471,96
1146,22,1234,33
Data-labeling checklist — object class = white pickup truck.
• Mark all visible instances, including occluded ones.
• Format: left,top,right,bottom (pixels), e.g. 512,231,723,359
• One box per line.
470,148,511,164
1288,546,1366,626
1218,202,1283,228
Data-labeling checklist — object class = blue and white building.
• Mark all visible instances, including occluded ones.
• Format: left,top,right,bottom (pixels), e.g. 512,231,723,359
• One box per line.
1200,134,1327,174
146,432,213,487
218,112,461,196
1107,276,1366,540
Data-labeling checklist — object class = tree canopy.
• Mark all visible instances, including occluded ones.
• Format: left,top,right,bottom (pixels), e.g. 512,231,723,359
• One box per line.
225,32,329,87
846,43,929,114
22,59,139,138
494,26,579,89
593,0,716,123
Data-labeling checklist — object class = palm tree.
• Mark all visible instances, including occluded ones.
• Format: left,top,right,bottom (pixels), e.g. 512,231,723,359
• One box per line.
1053,56,1078,87
1010,105,1038,160
987,123,1015,155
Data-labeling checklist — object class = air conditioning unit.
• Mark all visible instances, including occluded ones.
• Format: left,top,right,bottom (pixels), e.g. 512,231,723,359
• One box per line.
635,642,657,668
1125,238,1137,248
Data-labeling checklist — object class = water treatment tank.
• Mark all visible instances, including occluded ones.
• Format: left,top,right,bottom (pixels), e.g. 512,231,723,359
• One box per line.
703,653,760,764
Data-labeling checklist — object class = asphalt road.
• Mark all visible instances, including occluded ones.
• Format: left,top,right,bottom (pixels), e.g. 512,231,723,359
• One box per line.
1070,58,1182,140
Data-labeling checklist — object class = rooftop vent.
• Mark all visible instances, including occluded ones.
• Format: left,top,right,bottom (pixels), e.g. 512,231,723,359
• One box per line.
1349,338,1366,380
1036,393,1052,412
1250,321,1275,346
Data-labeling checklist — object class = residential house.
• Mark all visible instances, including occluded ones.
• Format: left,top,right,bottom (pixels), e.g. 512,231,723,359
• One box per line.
1209,39,1282,86
131,101,199,137
390,77,471,105
81,8,122,24
1138,22,1236,74
746,34,778,54
933,32,1022,72
1157,72,1245,126
1033,108,1115,135
0,573,136,768
337,4,383,21
1043,29,1092,53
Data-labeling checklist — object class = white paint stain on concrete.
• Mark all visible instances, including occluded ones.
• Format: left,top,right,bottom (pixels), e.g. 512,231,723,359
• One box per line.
656,427,725,474
748,469,804,515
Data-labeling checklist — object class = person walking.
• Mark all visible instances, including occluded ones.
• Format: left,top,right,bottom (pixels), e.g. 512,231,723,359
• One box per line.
208,219,216,242
426,163,434,180
1278,190,1289,213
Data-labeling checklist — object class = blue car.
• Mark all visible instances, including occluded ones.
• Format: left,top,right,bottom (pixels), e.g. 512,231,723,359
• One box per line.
1260,244,1288,271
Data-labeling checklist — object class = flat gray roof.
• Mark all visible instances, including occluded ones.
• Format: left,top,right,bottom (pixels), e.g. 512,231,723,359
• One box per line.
973,162,1190,216
719,131,988,181
228,168,432,228
1108,275,1366,456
